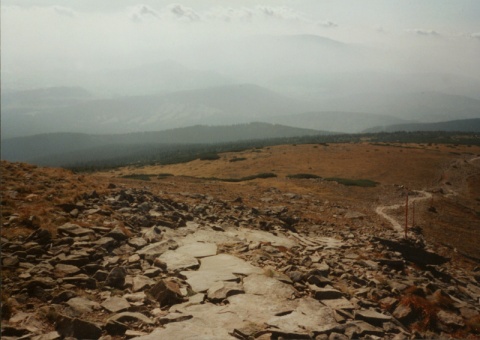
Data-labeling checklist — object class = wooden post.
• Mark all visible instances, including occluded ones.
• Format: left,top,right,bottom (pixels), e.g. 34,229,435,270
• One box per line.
412,201,415,227
405,190,409,239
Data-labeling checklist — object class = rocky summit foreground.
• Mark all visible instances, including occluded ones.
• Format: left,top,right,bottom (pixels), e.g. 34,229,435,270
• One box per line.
1,161,480,339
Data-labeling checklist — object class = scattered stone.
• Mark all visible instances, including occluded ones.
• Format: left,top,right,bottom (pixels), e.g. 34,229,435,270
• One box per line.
437,310,465,328
101,296,131,313
56,314,102,339
320,298,355,311
175,242,217,258
137,239,178,260
355,309,392,326
182,254,262,292
52,291,76,304
156,250,199,271
57,223,94,237
344,320,384,338
267,298,339,337
207,281,244,301
66,297,101,314
105,267,127,289
107,312,154,325
132,275,155,292
54,264,81,277
310,285,344,300
148,280,183,306
106,226,128,241
243,274,297,299
392,303,413,321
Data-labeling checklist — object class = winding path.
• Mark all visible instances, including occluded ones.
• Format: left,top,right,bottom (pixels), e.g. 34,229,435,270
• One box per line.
375,190,432,234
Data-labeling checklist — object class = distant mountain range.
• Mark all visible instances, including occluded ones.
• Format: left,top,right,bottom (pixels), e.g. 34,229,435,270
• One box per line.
316,92,480,123
1,122,327,165
364,118,480,133
3,118,480,168
3,82,480,140
262,111,409,134
1,84,314,139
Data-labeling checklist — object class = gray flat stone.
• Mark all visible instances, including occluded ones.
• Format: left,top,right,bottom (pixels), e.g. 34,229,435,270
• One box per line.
355,309,392,325
227,294,298,322
101,296,131,313
66,297,101,314
207,281,244,301
267,298,339,336
137,239,178,257
175,242,217,258
132,303,244,340
181,254,262,292
132,275,155,292
58,223,94,237
54,264,81,277
108,312,154,325
157,250,199,271
309,285,344,300
243,274,297,299
320,298,355,311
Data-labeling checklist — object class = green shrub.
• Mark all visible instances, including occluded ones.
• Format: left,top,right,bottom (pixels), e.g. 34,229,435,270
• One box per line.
229,157,247,162
287,173,321,179
201,172,277,182
325,177,378,187
121,174,152,181
157,173,174,178
199,153,220,161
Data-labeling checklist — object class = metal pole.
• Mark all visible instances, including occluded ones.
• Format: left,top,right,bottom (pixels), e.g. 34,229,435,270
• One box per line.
405,190,409,239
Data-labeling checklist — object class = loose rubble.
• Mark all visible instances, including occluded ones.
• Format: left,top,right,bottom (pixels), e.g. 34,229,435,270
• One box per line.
1,162,480,339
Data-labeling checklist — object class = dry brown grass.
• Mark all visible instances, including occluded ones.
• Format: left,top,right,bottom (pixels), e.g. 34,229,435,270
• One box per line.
95,142,480,261
0,161,111,238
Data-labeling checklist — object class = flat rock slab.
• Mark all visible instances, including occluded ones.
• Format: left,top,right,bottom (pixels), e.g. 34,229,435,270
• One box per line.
243,274,297,299
132,275,156,292
175,242,217,258
57,223,94,237
157,250,199,271
179,229,242,245
207,281,244,301
235,228,297,248
309,285,344,300
181,254,262,292
320,298,355,311
132,303,244,340
108,312,154,325
54,264,81,277
101,296,131,313
355,310,392,325
267,298,339,337
137,240,178,257
227,294,298,322
66,297,100,314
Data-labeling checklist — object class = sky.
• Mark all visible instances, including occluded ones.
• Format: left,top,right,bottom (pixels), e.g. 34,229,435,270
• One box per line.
2,0,480,90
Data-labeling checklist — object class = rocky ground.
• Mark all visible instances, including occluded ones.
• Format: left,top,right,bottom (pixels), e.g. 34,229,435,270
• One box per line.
1,160,480,339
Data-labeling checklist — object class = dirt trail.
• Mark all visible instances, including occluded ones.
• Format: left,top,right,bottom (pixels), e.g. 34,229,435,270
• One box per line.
375,190,432,235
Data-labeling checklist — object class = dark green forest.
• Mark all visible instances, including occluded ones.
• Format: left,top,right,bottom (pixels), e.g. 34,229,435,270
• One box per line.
66,131,480,172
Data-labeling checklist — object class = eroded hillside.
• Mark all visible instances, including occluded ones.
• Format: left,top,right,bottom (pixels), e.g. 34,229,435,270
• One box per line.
1,142,480,339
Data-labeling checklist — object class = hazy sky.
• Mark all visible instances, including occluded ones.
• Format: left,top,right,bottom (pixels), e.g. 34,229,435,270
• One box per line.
2,0,480,89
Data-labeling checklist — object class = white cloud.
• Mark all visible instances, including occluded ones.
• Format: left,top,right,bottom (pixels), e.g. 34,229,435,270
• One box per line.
406,29,440,36
129,4,159,23
471,32,480,40
53,6,75,17
316,20,337,28
167,3,200,21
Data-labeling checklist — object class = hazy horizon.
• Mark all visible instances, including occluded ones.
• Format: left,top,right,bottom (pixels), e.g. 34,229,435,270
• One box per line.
1,1,480,139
